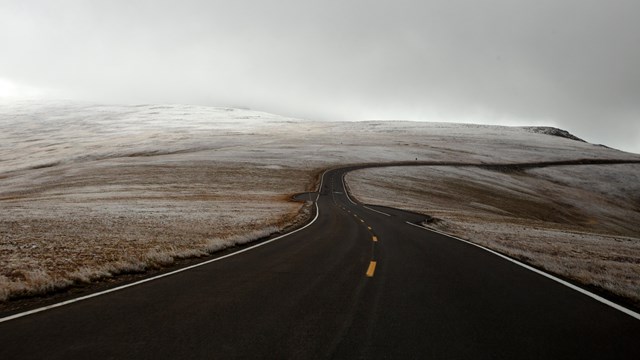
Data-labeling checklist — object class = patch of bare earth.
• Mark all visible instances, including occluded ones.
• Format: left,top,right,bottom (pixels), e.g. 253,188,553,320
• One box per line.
346,164,640,307
0,159,317,302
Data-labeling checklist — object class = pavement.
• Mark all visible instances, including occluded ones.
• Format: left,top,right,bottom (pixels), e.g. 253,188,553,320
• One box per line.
1,166,639,359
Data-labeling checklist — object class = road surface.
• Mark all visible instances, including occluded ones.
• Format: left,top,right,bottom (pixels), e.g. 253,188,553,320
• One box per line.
1,166,639,359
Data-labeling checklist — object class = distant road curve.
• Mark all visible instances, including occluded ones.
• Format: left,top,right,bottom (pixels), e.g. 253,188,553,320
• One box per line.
332,157,640,171
1,160,639,359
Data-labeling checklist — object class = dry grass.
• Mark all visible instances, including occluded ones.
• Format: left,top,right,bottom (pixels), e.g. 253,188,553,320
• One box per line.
3,101,640,305
0,159,316,301
346,164,640,305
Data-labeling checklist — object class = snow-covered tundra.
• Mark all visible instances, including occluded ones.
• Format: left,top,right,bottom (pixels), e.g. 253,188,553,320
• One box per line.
1,100,638,306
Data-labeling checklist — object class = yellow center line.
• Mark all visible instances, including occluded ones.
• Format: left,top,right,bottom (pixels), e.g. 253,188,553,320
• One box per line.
360,219,364,223
367,226,372,230
372,236,378,242
366,261,377,277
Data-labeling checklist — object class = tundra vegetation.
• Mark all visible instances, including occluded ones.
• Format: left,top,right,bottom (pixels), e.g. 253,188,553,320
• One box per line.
346,164,640,306
1,101,638,307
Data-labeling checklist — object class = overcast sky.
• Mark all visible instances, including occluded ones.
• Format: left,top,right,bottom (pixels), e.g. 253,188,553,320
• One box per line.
1,0,639,153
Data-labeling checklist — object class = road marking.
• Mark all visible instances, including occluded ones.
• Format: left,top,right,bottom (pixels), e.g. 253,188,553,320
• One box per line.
367,226,372,230
404,221,640,321
0,171,333,324
360,219,365,223
363,205,391,217
372,236,378,242
341,174,358,205
366,261,377,277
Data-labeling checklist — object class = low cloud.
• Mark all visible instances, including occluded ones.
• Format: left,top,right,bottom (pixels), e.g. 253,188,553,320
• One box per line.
1,0,638,153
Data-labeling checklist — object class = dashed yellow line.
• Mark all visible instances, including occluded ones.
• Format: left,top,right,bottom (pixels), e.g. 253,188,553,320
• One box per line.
360,219,365,223
372,236,378,242
366,261,377,277
367,226,372,230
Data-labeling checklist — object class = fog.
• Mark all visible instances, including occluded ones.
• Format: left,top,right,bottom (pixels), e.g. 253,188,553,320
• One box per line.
1,0,639,153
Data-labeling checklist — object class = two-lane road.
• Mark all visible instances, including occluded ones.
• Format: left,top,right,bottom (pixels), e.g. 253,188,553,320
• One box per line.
1,167,639,359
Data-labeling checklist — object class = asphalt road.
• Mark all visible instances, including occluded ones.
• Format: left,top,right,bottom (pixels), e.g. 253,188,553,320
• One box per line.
1,167,639,359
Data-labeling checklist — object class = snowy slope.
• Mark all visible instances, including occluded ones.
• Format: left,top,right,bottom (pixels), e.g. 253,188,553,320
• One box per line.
1,99,638,303
2,100,638,176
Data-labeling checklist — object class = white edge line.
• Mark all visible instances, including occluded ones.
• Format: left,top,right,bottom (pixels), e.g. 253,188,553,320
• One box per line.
340,173,358,205
405,221,640,321
0,171,329,324
314,169,326,202
363,205,391,217
318,169,327,195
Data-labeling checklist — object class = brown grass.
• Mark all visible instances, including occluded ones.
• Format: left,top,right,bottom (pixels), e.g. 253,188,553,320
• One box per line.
346,164,640,306
0,159,317,301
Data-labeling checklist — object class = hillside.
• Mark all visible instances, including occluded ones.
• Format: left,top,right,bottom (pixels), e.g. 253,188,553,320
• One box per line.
1,100,639,304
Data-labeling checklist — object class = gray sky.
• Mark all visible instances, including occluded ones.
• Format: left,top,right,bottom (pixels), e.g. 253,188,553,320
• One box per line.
1,0,639,153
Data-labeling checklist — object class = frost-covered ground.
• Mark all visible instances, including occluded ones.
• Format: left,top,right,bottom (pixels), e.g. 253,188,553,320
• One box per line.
1,99,639,302
346,164,640,304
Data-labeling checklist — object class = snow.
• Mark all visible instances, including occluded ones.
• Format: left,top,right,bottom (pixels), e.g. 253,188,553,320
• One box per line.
2,99,638,177
346,164,640,302
1,98,639,302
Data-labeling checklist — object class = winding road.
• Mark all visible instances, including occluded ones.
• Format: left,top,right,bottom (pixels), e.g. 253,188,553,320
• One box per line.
1,166,639,359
